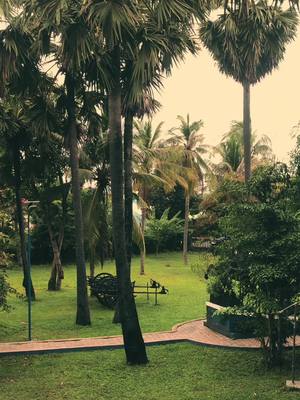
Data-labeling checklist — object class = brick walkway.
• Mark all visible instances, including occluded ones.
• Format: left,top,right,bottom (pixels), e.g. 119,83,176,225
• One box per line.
1,319,300,356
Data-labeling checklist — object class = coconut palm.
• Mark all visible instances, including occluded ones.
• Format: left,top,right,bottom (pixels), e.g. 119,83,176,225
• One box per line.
133,120,173,274
200,1,298,181
167,114,209,265
122,62,161,273
213,121,274,177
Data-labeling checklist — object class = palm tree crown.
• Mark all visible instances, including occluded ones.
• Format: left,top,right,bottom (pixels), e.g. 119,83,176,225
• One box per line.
214,121,274,176
201,1,298,85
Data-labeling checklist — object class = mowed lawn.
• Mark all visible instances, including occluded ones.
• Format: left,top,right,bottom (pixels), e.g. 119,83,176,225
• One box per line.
2,252,300,400
1,343,300,400
0,252,212,342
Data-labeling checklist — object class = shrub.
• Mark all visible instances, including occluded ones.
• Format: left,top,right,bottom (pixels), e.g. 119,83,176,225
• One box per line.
145,209,184,254
207,164,300,366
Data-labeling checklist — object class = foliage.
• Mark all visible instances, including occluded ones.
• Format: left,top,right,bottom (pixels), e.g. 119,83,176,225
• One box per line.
148,184,201,219
0,206,19,312
145,209,184,254
166,114,209,192
190,253,216,278
197,176,248,236
213,121,274,177
31,196,75,264
200,2,298,85
207,164,300,365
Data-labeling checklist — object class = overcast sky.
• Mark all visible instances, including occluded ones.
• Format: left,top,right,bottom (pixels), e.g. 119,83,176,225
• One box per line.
152,30,300,163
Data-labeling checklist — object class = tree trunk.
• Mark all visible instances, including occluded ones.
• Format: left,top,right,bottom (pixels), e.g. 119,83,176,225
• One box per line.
109,46,148,365
47,230,64,291
66,73,91,326
89,245,95,279
266,314,282,367
46,206,64,291
140,207,146,275
13,145,35,300
124,110,134,267
243,81,252,182
113,110,134,322
14,211,22,267
183,191,190,265
48,258,57,291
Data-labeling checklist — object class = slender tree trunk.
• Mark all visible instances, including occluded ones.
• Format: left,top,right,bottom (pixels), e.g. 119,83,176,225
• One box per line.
124,110,134,267
89,245,95,279
66,73,91,326
47,227,64,291
109,46,148,364
113,110,134,322
46,205,64,291
14,211,22,267
48,258,57,291
140,207,146,275
13,145,35,300
243,81,252,182
183,191,190,265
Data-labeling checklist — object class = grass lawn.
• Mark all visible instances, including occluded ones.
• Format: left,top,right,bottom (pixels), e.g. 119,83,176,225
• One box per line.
1,343,300,400
0,252,213,342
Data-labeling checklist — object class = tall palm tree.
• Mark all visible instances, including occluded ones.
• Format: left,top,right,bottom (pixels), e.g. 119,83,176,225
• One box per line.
85,0,148,365
122,61,161,273
22,0,103,325
85,0,211,363
133,120,171,274
200,1,298,181
0,97,36,300
167,114,209,265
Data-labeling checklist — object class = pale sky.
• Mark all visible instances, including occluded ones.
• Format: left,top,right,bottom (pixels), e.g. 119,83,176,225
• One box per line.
153,32,300,163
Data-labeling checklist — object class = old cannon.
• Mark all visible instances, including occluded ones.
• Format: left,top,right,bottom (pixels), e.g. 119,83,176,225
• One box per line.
88,273,168,309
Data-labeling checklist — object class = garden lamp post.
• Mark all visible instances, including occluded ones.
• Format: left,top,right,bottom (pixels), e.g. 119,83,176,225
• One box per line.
21,199,39,341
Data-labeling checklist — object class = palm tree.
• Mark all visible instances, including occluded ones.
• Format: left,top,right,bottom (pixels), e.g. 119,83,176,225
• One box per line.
213,121,274,177
0,97,36,300
122,61,161,273
167,114,209,265
200,1,298,181
22,0,100,325
85,0,213,363
133,120,171,274
85,0,149,364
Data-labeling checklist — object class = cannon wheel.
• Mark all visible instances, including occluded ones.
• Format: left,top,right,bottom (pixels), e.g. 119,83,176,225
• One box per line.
92,273,119,309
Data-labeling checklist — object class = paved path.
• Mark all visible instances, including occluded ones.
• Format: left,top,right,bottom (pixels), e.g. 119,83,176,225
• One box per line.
1,319,300,356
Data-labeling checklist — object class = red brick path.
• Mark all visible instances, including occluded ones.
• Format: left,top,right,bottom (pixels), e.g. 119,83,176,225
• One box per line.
1,319,299,356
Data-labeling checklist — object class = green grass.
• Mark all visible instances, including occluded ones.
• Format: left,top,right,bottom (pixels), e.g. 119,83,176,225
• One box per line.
2,252,299,400
1,343,300,400
0,252,213,342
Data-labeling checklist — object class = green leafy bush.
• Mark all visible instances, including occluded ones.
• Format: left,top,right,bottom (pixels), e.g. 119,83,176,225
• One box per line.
0,232,19,311
145,209,184,254
207,164,300,365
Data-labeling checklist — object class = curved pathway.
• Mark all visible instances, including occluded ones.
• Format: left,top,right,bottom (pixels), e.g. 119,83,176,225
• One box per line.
1,319,300,356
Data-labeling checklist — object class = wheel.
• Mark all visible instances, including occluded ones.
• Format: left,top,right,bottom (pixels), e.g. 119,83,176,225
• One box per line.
93,273,119,309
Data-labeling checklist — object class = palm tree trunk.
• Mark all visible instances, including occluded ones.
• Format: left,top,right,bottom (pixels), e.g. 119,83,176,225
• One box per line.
89,245,95,279
46,204,64,291
140,207,146,275
47,225,64,291
243,81,252,182
124,110,134,266
183,191,190,265
66,73,91,326
109,45,148,365
13,145,35,300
